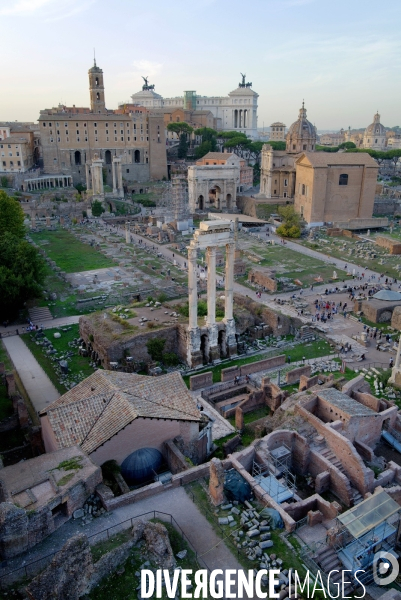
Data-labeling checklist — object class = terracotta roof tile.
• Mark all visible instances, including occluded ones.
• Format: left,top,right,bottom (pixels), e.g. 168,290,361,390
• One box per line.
41,371,201,454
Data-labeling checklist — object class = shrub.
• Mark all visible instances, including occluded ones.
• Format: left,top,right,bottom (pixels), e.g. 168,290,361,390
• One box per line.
146,337,166,361
162,352,179,366
157,292,168,303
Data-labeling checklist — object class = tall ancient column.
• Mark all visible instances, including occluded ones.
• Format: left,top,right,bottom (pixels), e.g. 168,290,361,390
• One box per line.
117,159,124,198
224,242,234,321
188,247,198,330
125,221,130,243
187,245,202,367
112,157,117,195
206,246,216,327
85,163,92,190
224,240,237,357
92,155,104,197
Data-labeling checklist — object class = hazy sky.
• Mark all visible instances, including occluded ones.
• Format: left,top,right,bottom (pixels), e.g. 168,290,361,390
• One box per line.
1,0,400,130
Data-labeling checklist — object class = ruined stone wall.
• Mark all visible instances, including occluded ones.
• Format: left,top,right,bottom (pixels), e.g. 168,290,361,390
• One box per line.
308,449,353,505
297,403,374,495
247,269,277,292
233,294,302,335
221,354,286,381
164,440,190,474
283,494,338,523
189,372,213,391
376,236,401,254
360,298,401,324
285,365,311,385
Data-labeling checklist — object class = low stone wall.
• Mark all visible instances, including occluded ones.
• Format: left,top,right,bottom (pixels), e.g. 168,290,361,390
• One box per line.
248,269,277,292
285,365,311,385
223,389,265,419
221,354,286,382
376,236,401,254
189,372,213,391
164,439,190,474
299,374,320,391
283,493,338,523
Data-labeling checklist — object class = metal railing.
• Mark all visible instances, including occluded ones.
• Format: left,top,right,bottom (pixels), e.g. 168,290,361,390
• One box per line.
0,509,210,586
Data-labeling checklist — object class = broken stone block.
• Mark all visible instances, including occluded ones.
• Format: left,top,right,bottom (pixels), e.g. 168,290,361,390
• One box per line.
259,540,274,549
247,529,260,538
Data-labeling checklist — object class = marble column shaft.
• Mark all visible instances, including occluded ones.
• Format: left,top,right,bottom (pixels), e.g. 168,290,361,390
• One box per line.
188,247,198,330
224,242,235,321
112,159,117,193
206,246,216,327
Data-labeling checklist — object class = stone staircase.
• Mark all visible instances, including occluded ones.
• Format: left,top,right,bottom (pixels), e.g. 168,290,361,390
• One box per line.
320,447,363,505
28,306,53,323
314,546,354,596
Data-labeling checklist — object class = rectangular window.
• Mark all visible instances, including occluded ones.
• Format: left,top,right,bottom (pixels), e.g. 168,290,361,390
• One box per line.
50,138,53,143
113,123,116,127
43,123,46,127
127,137,130,141
106,136,109,141
2,161,5,166
65,123,68,127
94,122,97,127
114,130,117,134
77,137,80,142
121,137,124,141
57,137,60,142
85,137,88,142
66,130,69,135
48,122,52,126
94,130,98,135
106,130,109,134
76,123,78,127
114,137,117,142
105,123,108,127
57,130,60,135
56,122,59,127
120,130,123,134
76,130,79,135
95,137,98,142
16,152,19,156
17,161,21,166
339,174,348,186
126,168,129,173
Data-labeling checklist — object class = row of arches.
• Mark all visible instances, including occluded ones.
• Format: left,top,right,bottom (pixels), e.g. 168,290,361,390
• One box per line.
74,149,142,166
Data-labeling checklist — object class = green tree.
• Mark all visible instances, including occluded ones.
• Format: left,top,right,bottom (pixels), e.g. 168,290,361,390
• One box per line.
0,176,8,188
338,141,356,149
167,122,194,138
177,133,189,159
75,183,87,195
195,140,213,159
0,191,25,238
146,337,166,362
223,136,251,157
0,232,46,319
266,140,286,151
91,200,105,217
276,205,302,238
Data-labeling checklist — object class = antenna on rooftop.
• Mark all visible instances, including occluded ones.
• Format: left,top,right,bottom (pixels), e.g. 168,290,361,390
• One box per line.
93,48,96,67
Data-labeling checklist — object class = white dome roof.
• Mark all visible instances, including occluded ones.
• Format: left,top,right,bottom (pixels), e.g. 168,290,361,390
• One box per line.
365,112,386,137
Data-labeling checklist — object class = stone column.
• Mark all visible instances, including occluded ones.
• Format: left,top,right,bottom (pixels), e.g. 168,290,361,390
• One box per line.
112,157,117,194
85,163,91,190
117,159,124,198
187,246,202,367
224,241,237,358
206,246,219,361
206,246,216,328
389,336,401,387
92,155,104,197
188,246,198,330
125,221,130,244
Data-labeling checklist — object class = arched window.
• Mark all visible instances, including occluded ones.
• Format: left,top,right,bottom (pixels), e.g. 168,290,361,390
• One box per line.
95,77,99,87
74,150,81,165
134,150,140,163
339,174,348,186
105,150,111,164
96,92,100,100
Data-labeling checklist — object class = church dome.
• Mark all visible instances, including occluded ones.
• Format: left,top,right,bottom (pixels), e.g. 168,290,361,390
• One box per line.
365,112,386,137
286,102,316,153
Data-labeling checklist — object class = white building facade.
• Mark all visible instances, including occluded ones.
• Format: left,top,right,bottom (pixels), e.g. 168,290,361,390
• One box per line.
128,76,259,139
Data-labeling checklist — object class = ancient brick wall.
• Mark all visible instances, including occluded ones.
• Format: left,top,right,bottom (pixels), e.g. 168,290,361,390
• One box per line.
297,403,374,495
285,365,311,384
283,494,338,523
190,372,213,391
247,269,277,292
376,236,401,254
299,374,320,391
164,440,190,474
308,448,353,505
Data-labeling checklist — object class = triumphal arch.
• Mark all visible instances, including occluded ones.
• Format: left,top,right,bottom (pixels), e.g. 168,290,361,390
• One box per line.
187,220,238,367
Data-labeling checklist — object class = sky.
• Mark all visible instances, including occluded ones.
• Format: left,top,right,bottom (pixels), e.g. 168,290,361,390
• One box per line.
1,0,400,130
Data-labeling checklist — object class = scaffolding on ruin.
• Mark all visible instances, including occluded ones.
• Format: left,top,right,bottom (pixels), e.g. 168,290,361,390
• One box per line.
252,446,296,505
332,490,401,585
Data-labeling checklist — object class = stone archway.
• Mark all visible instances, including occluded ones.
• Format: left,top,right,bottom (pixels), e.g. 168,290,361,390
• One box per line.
209,185,221,206
198,195,204,210
200,333,210,364
105,150,112,165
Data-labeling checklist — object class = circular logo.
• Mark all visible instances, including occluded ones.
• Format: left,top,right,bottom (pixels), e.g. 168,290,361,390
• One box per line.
373,551,399,586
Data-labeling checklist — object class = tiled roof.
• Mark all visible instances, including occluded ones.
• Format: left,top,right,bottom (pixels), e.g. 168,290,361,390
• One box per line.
297,152,378,167
41,371,201,454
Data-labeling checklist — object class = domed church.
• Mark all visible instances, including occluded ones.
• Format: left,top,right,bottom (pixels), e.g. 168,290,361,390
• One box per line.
363,112,387,150
286,101,317,153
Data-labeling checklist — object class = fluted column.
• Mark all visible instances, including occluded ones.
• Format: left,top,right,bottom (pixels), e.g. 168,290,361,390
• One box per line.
117,159,123,197
188,247,198,330
206,246,216,327
112,158,117,194
224,242,235,321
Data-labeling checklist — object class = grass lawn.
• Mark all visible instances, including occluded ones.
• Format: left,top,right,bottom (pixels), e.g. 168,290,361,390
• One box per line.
88,520,199,600
30,228,114,273
21,324,96,394
228,406,270,427
249,245,346,289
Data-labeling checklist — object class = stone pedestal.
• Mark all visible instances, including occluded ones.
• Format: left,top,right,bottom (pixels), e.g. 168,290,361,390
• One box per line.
187,327,202,368
209,458,225,506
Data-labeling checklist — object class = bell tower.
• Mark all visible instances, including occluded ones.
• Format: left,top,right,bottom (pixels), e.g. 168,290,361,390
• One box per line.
88,59,106,113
